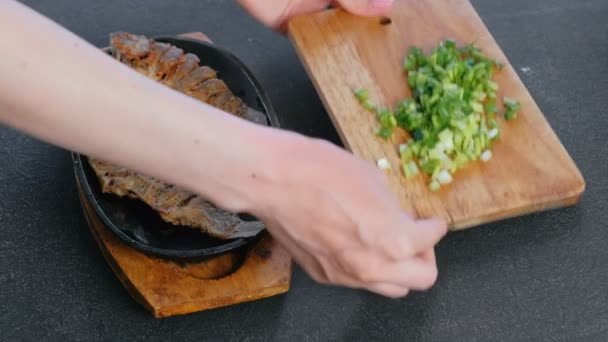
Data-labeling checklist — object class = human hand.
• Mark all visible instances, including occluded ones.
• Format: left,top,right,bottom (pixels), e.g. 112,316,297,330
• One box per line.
238,129,447,298
237,0,394,31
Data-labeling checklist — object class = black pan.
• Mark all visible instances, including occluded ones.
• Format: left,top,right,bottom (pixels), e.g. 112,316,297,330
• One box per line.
72,35,280,260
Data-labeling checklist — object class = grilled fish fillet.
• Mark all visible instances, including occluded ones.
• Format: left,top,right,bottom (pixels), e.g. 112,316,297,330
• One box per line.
88,32,264,239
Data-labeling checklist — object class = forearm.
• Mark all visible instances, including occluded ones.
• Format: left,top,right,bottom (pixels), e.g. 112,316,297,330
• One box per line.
0,1,275,209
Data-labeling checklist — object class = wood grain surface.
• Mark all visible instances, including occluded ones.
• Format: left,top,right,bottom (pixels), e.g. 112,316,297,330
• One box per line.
287,0,585,230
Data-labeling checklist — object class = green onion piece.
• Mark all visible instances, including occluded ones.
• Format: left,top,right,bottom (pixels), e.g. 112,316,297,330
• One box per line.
376,127,393,139
354,40,519,188
480,150,492,162
362,99,376,111
403,160,419,178
485,103,497,115
504,109,518,121
503,96,521,120
486,80,499,91
437,170,453,185
442,39,456,50
503,96,520,109
429,180,441,192
354,88,368,101
470,101,484,113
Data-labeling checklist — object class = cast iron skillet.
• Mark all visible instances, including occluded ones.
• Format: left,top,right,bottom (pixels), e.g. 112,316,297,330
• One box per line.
72,35,280,260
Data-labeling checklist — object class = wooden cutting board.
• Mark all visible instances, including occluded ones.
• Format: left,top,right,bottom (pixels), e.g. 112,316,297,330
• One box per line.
287,0,585,230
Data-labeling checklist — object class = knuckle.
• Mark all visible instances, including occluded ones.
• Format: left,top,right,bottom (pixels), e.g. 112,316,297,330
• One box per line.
336,251,375,283
354,265,375,283
356,260,384,284
381,235,414,261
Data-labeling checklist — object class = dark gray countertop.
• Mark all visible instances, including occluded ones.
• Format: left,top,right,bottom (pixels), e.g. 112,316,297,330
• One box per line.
1,0,607,341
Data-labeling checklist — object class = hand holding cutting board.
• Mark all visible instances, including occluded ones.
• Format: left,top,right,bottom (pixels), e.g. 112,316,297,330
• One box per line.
237,0,394,31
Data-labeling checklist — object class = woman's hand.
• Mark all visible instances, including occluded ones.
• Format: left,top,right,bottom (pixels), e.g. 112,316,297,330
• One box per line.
236,129,447,298
238,0,394,31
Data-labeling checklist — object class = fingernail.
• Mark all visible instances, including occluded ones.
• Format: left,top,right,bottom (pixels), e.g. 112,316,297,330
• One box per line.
370,0,394,10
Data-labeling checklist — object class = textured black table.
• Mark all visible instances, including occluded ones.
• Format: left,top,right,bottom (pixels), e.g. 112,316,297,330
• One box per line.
1,0,607,341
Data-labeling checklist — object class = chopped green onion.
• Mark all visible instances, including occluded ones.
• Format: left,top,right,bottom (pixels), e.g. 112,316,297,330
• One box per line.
503,96,521,121
487,128,499,140
504,110,517,121
354,88,369,101
363,100,377,111
486,80,499,91
354,40,520,190
376,126,393,139
485,102,497,115
436,169,453,185
503,96,520,110
471,101,484,113
480,150,492,162
429,180,441,192
377,158,390,170
403,160,419,178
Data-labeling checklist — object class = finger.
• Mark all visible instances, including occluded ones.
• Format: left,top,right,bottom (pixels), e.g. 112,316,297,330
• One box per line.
367,283,410,298
302,263,410,299
409,217,448,251
396,256,439,291
334,0,394,16
318,258,412,298
374,216,447,261
337,250,439,291
263,219,332,284
239,0,326,31
418,248,436,264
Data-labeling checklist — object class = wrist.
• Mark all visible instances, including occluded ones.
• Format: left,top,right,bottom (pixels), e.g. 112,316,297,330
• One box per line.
187,116,328,217
180,112,289,214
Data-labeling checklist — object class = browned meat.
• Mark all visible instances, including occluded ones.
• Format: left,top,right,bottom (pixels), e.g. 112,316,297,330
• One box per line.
88,159,263,239
109,32,247,117
165,53,199,88
88,32,265,239
175,66,218,94
109,32,150,59
189,78,229,103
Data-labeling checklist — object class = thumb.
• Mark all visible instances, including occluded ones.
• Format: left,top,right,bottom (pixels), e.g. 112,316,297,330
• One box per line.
334,0,394,16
